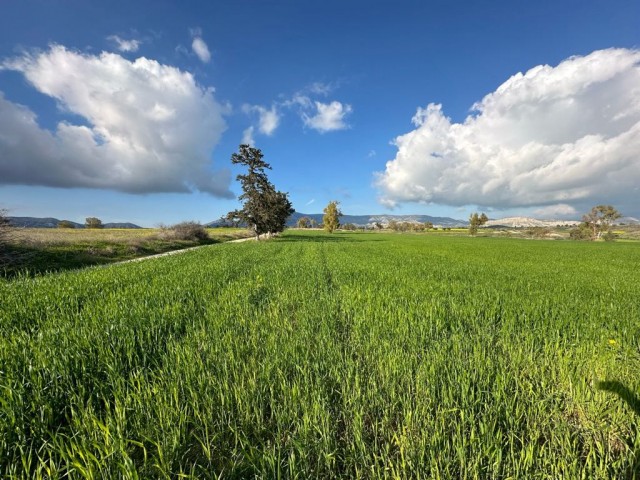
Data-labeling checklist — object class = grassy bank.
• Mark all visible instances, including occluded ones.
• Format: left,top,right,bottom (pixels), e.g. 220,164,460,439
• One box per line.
1,227,251,277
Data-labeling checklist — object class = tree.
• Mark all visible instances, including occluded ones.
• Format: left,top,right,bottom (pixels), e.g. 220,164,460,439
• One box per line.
226,145,294,239
469,212,488,235
58,220,76,229
323,200,342,233
309,219,318,229
297,217,310,229
468,213,480,235
85,217,104,229
582,205,621,240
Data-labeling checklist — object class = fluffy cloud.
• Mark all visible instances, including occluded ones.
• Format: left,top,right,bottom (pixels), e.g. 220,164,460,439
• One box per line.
191,37,211,63
243,104,280,136
302,100,352,133
376,49,640,214
533,204,578,219
0,45,232,196
108,35,141,52
241,126,255,145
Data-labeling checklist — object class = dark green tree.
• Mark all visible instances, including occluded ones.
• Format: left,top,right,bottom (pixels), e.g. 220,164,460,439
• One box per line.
58,220,76,229
227,145,294,240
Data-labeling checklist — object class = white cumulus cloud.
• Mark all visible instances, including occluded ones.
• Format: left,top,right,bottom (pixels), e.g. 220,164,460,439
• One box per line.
376,48,640,215
243,104,280,136
302,100,352,133
108,35,141,52
0,45,232,197
191,37,211,63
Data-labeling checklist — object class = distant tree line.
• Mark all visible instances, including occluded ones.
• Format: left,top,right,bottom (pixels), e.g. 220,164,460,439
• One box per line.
387,220,434,232
296,217,318,229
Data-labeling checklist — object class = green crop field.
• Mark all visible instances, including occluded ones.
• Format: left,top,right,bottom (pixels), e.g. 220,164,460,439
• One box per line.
1,231,639,478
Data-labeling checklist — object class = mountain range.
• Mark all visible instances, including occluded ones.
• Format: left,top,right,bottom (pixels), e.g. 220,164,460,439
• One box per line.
9,215,639,230
8,217,142,229
208,212,468,228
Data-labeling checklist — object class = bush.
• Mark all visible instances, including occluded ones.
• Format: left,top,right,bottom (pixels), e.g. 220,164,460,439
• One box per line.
0,209,13,266
85,217,104,229
0,209,11,245
163,221,210,242
569,222,592,240
58,220,76,229
525,227,551,239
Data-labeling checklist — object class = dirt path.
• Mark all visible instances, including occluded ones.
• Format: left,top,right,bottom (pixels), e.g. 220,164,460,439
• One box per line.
115,235,257,265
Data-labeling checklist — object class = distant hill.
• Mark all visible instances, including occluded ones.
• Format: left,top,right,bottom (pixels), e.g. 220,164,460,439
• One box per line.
8,217,141,229
103,222,142,229
485,215,640,228
208,212,467,228
617,216,640,225
484,217,580,228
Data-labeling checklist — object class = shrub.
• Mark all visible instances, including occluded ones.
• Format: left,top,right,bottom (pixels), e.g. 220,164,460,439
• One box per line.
58,220,76,229
164,221,210,242
0,208,11,246
0,209,13,267
525,227,551,239
85,217,104,229
569,223,592,240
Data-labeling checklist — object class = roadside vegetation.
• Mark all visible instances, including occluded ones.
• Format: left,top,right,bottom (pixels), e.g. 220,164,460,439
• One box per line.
0,224,250,277
1,231,639,478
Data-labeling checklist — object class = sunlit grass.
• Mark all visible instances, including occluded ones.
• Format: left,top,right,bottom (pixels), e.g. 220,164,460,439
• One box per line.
1,231,639,478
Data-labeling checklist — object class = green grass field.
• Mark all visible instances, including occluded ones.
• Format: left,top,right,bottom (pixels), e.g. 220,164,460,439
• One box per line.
1,231,639,478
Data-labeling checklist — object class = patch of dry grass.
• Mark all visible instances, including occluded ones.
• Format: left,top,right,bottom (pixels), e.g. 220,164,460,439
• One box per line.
2,227,252,277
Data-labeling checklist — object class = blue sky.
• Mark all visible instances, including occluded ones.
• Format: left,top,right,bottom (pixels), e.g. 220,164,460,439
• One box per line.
1,0,639,226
